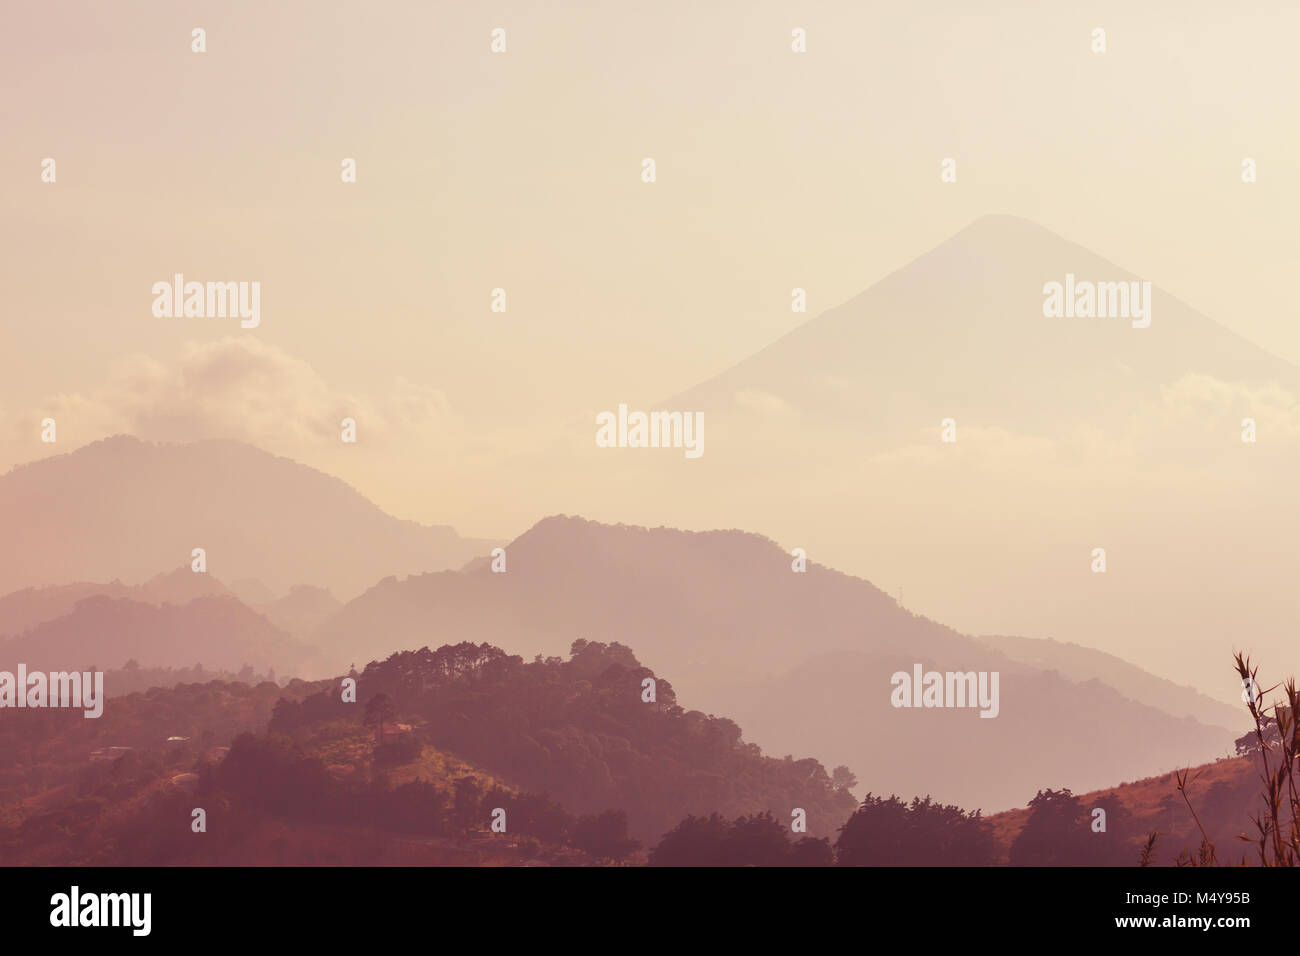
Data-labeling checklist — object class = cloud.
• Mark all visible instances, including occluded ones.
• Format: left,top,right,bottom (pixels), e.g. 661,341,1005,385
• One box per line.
7,338,466,464
849,373,1300,501
868,425,1057,468
1153,373,1300,440
732,388,797,420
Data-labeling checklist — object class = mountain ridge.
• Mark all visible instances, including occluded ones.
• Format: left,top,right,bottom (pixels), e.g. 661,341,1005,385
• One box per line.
313,512,1237,813
0,434,496,600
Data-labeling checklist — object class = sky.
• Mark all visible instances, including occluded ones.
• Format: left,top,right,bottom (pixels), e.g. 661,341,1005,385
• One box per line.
3,1,1299,700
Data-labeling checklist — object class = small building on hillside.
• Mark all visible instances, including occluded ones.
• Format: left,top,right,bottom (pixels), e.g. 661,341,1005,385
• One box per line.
89,746,133,763
374,722,413,742
170,772,200,793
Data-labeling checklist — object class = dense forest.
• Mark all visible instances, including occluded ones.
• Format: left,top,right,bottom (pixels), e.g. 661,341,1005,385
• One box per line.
272,638,858,842
0,639,856,863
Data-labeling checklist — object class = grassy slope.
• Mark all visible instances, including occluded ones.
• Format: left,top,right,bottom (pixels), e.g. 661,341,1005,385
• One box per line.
985,754,1263,866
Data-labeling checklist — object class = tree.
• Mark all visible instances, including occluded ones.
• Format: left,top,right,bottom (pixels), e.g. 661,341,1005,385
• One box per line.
481,789,572,844
837,793,997,866
452,775,484,832
1235,710,1284,756
374,733,422,767
722,812,792,866
379,781,448,836
364,693,397,746
1007,788,1126,866
648,813,730,866
790,836,834,866
572,809,641,863
831,765,858,793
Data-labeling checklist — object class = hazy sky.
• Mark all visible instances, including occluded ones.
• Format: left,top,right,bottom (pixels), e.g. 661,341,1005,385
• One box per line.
4,2,1299,700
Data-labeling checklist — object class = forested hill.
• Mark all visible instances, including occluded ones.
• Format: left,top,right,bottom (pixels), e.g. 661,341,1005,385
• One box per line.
282,638,858,842
0,639,856,863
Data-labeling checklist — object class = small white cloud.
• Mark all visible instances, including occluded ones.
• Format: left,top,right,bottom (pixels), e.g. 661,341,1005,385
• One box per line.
6,338,466,464
733,389,796,419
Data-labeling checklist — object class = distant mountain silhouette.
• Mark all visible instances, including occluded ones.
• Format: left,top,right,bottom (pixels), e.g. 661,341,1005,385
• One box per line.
0,567,338,672
0,593,318,675
975,634,1241,729
228,577,279,607
514,215,1300,701
670,214,1300,429
0,567,232,639
315,514,1234,812
719,650,1230,819
257,585,342,639
0,436,494,599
